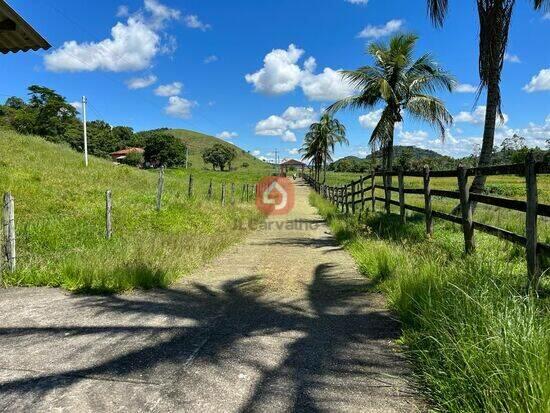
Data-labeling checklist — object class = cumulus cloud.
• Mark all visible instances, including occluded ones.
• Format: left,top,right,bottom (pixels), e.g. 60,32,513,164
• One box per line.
245,45,354,101
245,44,305,95
184,15,211,31
504,53,521,63
70,101,82,111
358,109,383,129
288,148,300,155
523,68,550,92
126,74,157,89
357,19,404,39
44,0,180,72
454,105,509,126
204,55,218,64
154,81,183,96
252,150,261,156
255,106,318,141
165,96,195,119
455,83,477,93
217,131,238,140
116,5,130,17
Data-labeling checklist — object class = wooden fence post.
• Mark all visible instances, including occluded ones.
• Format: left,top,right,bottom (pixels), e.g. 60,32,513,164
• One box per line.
221,183,226,206
241,184,246,202
423,165,433,236
188,174,194,198
207,180,213,199
156,166,164,212
384,172,391,214
457,165,474,254
360,176,365,216
525,152,540,290
371,171,376,212
231,183,235,205
105,190,112,240
345,185,350,214
351,181,356,214
2,193,15,273
398,168,405,224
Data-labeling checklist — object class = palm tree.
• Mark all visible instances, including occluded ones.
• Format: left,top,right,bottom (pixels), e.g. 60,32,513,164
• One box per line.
426,0,549,194
300,113,348,183
327,34,454,173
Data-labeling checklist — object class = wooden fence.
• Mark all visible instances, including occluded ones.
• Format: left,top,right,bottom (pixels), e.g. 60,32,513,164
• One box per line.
0,170,258,278
305,154,549,288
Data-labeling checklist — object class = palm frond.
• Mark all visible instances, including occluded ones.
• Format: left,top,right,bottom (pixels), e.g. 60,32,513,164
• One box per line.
406,94,453,139
427,0,449,26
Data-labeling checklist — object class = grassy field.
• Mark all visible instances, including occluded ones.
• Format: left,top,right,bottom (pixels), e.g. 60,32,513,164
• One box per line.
0,130,268,293
166,129,274,172
310,192,550,413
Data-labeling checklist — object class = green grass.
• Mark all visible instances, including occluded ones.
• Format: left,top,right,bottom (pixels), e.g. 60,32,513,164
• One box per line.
166,129,274,172
0,130,267,293
310,192,550,412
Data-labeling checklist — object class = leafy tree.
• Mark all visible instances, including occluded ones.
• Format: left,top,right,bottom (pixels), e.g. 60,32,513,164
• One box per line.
144,133,187,167
27,85,78,138
202,144,237,171
5,97,26,110
328,34,453,173
425,0,549,196
87,120,120,157
120,151,144,167
112,126,135,147
397,147,413,170
300,113,348,182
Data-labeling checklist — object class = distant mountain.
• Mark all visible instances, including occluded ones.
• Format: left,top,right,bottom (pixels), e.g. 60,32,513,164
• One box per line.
330,146,454,172
365,146,445,161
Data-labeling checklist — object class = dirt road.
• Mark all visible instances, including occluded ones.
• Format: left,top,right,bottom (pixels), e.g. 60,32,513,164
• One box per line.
0,180,418,412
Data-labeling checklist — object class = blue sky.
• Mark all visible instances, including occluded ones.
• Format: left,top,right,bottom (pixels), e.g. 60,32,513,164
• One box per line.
2,0,549,161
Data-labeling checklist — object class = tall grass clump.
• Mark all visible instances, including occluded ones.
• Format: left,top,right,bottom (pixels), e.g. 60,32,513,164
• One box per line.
310,192,550,413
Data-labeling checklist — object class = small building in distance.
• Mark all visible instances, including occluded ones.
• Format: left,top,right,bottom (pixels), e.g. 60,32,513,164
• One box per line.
110,147,144,162
280,159,307,176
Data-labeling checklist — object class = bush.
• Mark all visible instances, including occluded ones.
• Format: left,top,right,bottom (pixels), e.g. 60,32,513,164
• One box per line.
144,133,187,168
120,151,144,167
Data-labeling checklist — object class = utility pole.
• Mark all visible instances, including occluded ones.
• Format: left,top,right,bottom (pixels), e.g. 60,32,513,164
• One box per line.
82,96,89,167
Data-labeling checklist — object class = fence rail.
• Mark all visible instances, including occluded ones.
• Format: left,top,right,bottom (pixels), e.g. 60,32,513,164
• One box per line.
305,155,549,289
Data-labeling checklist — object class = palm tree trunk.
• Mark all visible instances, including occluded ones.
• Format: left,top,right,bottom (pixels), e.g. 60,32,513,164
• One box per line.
386,125,395,185
323,158,327,184
470,75,499,195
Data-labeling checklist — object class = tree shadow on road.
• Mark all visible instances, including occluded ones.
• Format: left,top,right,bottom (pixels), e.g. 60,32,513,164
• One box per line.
0,264,415,411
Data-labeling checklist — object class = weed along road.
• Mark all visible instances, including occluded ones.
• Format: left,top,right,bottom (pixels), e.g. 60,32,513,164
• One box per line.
0,180,417,412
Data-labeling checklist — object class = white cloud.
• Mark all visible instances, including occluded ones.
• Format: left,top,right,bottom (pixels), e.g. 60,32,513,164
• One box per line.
282,131,297,142
204,55,218,64
126,74,157,89
398,130,430,147
245,44,355,101
252,150,261,156
358,109,383,129
165,96,195,119
154,81,183,96
245,44,305,95
288,148,300,155
504,53,521,63
543,12,550,20
357,19,404,39
116,5,130,17
346,0,369,4
217,131,238,140
255,106,318,140
455,83,477,93
301,65,356,101
45,1,179,72
184,15,211,31
454,105,509,126
70,101,82,111
523,68,550,92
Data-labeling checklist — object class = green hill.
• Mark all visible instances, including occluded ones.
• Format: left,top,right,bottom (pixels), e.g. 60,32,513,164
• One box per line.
158,128,270,171
0,129,261,292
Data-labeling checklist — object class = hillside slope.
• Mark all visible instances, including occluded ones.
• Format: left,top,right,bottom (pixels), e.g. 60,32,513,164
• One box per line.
0,130,261,292
162,129,270,171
